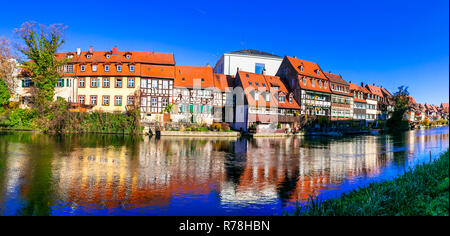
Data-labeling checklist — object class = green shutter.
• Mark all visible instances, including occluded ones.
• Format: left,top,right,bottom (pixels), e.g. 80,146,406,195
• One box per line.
61,79,64,87
180,104,183,113
22,80,25,87
189,104,193,113
200,105,203,113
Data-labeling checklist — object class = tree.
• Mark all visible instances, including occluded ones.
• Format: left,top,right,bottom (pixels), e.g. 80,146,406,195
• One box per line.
0,77,10,106
14,21,67,109
387,86,411,131
0,37,17,95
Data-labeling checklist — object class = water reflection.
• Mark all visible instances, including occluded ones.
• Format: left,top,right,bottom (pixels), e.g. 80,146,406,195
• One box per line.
0,127,448,215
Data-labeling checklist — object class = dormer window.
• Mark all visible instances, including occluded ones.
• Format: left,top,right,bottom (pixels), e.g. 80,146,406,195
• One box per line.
312,79,315,87
86,54,91,59
129,65,135,72
80,65,86,72
126,54,131,59
289,96,293,103
92,65,97,72
316,70,320,76
67,54,73,59
106,54,111,59
201,78,205,82
299,65,304,72
104,65,110,72
262,83,266,87
117,65,122,72
303,77,307,86
319,80,322,88
324,81,327,89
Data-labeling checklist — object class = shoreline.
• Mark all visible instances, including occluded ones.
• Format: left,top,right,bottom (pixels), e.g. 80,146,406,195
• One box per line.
285,149,449,216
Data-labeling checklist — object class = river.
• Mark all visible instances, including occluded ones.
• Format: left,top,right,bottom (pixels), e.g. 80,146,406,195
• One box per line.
0,126,448,216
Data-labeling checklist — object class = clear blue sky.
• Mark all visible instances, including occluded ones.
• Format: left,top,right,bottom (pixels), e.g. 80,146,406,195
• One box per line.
0,0,448,105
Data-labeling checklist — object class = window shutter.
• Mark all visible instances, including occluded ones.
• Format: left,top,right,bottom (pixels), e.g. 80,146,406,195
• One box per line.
22,80,25,87
61,79,64,87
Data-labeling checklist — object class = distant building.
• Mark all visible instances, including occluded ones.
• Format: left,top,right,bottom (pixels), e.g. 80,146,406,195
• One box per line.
365,84,386,120
349,82,368,120
276,56,331,117
214,49,283,76
324,72,353,120
231,71,301,132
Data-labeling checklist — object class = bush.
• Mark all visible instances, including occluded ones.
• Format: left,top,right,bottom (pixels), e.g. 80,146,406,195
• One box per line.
0,78,10,107
221,122,230,131
5,108,37,129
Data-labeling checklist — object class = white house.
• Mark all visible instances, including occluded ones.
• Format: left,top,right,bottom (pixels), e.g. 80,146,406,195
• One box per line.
214,49,283,76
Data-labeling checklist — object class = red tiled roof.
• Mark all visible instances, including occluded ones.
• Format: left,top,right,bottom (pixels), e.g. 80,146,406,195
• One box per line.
286,56,328,80
380,87,393,97
174,65,214,89
441,103,449,110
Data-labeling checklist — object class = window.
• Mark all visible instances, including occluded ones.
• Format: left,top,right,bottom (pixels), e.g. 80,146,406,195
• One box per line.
312,79,315,87
279,96,286,103
115,78,122,88
126,54,131,59
151,97,157,107
117,65,122,72
152,80,158,89
289,96,293,103
127,78,135,88
163,80,168,89
130,65,135,72
67,54,73,59
141,79,147,88
256,82,259,86
162,98,168,108
79,78,85,87
255,92,259,101
80,65,86,72
22,79,34,87
103,96,110,106
248,81,252,85
103,78,110,88
66,79,71,87
319,80,322,88
265,93,270,101
262,83,266,87
300,65,304,72
324,81,327,89
86,54,91,59
92,65,97,72
316,70,320,76
91,78,99,87
127,96,134,105
104,65,110,72
106,54,111,59
255,63,265,74
79,95,85,104
303,77,307,86
114,96,122,106
56,78,64,87
64,64,74,73
90,95,97,105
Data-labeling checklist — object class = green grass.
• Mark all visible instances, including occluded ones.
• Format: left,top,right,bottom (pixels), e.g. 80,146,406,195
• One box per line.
286,150,449,216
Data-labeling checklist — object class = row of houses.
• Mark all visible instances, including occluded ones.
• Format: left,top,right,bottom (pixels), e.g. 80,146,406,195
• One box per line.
15,47,448,132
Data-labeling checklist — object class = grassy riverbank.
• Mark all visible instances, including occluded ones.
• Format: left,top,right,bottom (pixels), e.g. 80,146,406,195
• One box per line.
287,150,449,216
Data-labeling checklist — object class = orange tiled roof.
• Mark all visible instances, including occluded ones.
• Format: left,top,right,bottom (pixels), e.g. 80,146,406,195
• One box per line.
284,56,331,94
213,74,232,92
174,65,214,89
323,72,347,84
56,50,175,65
141,64,175,78
349,82,368,103
236,71,300,109
365,84,384,98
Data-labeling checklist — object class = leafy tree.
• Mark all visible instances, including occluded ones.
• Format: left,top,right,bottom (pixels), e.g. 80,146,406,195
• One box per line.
15,21,67,109
0,37,17,95
387,86,411,131
0,77,10,106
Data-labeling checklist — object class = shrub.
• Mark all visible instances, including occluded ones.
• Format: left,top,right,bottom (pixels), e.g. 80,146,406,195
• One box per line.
221,122,230,131
0,78,10,107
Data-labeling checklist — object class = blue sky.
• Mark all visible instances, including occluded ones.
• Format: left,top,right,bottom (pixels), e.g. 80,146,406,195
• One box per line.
0,0,448,105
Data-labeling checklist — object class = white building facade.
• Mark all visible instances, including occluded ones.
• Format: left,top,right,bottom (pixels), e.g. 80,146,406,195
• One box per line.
214,49,283,76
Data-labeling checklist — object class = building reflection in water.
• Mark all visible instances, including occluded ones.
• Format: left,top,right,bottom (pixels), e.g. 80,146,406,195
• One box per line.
0,127,448,215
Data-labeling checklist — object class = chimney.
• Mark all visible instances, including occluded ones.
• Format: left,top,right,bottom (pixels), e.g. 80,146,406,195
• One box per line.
89,46,93,53
349,81,352,84
262,69,266,75
293,56,297,58
237,67,239,72
361,82,364,87
206,63,210,67
76,48,81,56
373,83,375,86
112,46,118,55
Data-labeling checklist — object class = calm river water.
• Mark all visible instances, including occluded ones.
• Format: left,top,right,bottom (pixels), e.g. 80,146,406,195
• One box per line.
0,126,448,216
